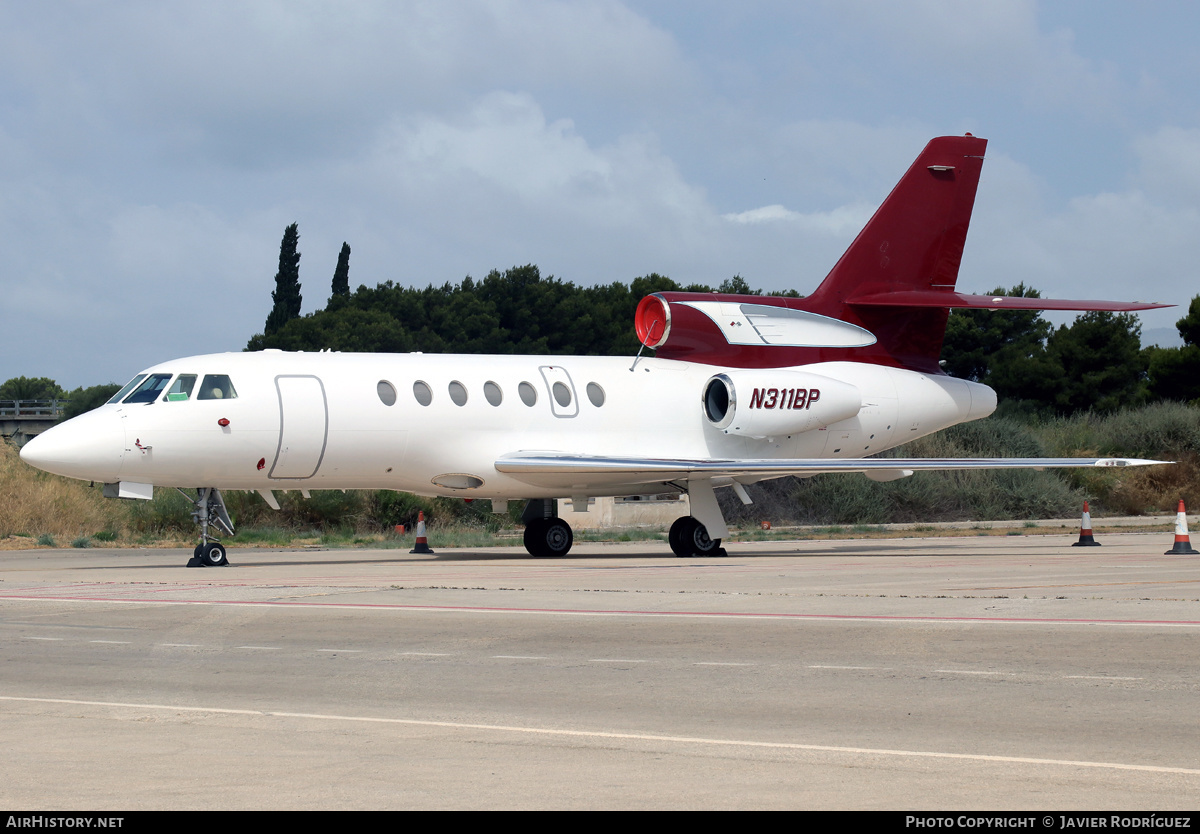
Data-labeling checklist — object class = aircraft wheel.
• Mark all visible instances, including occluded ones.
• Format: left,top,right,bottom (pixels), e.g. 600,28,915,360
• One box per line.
201,542,229,567
523,519,548,557
671,516,722,558
542,519,573,557
524,518,573,558
668,517,692,557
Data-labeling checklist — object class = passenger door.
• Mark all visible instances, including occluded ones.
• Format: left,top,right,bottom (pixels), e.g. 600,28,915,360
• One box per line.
270,375,328,479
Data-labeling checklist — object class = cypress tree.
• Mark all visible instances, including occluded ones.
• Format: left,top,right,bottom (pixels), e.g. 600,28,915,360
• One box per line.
265,223,302,335
331,242,351,298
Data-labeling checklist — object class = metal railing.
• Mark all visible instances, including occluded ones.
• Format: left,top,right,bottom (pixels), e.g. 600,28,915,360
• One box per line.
0,399,69,418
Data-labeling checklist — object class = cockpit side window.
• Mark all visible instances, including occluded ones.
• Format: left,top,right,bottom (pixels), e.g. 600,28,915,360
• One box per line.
164,374,197,402
197,375,238,400
123,373,173,404
107,375,147,404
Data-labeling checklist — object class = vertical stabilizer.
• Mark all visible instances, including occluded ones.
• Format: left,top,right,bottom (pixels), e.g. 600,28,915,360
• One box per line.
807,134,987,371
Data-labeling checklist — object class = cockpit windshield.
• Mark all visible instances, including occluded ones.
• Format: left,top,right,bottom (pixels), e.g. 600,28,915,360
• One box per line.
122,373,173,404
164,374,197,402
107,375,147,404
106,372,237,405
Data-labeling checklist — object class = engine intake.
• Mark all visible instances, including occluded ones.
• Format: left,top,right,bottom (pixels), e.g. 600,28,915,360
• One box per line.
702,370,862,438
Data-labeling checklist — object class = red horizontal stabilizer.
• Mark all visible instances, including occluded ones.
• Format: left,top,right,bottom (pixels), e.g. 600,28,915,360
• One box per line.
849,291,1170,312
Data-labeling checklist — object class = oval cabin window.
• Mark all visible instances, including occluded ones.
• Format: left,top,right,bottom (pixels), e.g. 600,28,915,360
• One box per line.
552,381,572,407
518,382,537,406
586,382,605,407
484,381,503,406
377,380,397,406
413,381,433,406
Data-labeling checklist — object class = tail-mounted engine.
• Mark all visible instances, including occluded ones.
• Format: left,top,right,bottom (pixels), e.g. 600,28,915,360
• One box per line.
702,370,862,439
634,292,877,368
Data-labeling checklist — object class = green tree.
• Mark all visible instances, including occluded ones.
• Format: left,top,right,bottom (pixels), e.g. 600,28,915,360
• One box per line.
941,284,1051,385
331,242,351,299
1044,311,1147,414
0,376,65,401
1148,295,1200,403
264,223,302,335
718,275,759,295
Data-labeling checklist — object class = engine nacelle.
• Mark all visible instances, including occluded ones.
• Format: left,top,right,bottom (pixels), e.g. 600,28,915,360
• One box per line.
702,370,862,438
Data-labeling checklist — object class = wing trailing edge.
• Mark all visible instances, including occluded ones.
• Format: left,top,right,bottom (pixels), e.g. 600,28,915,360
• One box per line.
495,453,1169,488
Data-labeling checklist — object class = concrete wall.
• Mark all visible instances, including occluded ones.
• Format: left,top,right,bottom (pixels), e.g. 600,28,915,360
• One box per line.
557,494,690,529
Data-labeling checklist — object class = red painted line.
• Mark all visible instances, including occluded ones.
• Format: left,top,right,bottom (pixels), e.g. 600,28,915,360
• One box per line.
2,592,1200,626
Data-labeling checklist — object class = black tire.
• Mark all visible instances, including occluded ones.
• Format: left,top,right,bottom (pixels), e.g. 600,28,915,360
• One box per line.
201,542,229,567
671,516,722,557
524,518,573,558
668,517,692,557
523,519,548,557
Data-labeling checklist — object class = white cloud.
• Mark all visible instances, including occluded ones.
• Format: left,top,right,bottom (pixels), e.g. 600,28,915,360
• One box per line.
3,2,1200,386
722,203,875,236
831,0,1123,117
1133,126,1200,205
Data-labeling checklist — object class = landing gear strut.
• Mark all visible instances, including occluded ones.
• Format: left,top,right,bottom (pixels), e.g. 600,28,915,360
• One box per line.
669,516,726,558
184,487,235,567
522,499,574,558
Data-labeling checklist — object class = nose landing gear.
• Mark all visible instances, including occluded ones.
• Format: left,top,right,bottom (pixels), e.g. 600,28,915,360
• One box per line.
183,487,235,567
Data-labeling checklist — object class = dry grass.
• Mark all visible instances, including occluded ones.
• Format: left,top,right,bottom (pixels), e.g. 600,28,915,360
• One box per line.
0,440,128,543
1084,451,1200,515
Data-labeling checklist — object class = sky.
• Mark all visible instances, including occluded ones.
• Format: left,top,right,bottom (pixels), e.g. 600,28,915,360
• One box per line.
2,0,1199,389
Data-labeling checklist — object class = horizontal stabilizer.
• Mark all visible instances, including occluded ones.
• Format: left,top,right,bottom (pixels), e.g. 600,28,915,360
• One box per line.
849,290,1169,312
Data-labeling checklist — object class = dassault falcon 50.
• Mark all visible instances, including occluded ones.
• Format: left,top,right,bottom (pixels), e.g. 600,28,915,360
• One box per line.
21,135,1169,566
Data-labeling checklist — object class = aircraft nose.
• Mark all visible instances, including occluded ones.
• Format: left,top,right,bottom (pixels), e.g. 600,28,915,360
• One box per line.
19,409,125,483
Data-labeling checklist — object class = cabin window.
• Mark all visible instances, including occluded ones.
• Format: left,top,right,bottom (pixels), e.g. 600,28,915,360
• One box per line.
413,381,433,406
377,380,397,406
108,375,147,404
197,375,238,400
586,382,605,407
518,381,537,407
123,373,173,404
484,381,503,406
164,375,197,402
552,381,572,408
448,381,468,406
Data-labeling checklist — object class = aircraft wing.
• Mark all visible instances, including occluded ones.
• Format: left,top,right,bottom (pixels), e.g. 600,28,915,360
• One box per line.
495,453,1168,488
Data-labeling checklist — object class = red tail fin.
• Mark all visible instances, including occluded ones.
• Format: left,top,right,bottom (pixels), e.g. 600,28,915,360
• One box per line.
804,134,987,371
642,134,1165,373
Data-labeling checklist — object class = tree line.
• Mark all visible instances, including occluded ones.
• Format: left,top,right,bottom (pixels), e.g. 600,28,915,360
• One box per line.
7,224,1198,421
246,223,1198,416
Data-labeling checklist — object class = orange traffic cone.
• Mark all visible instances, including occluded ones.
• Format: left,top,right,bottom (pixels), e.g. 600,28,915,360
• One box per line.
410,510,434,554
1072,501,1100,547
1165,500,1198,555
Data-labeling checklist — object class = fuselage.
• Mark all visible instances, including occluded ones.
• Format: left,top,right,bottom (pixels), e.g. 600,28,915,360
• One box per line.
21,349,996,499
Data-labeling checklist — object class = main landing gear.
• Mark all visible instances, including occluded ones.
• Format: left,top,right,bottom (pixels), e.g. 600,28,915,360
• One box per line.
668,516,727,558
183,487,235,567
522,499,574,558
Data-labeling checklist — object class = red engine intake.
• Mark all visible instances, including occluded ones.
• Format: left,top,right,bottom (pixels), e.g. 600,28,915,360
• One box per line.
635,294,672,348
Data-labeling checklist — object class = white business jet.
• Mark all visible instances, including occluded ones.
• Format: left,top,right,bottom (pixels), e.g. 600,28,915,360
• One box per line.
20,135,1168,566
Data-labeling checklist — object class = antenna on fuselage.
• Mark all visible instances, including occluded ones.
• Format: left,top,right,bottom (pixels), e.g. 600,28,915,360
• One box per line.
630,318,663,372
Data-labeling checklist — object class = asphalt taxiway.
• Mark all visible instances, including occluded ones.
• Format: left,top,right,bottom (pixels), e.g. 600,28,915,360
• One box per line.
2,532,1199,809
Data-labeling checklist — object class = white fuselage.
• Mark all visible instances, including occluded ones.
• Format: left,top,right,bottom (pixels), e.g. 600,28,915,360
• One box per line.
22,350,996,499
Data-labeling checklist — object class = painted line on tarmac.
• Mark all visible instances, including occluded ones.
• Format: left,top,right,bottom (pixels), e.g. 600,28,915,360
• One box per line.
4,591,1200,627
1,693,1197,776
